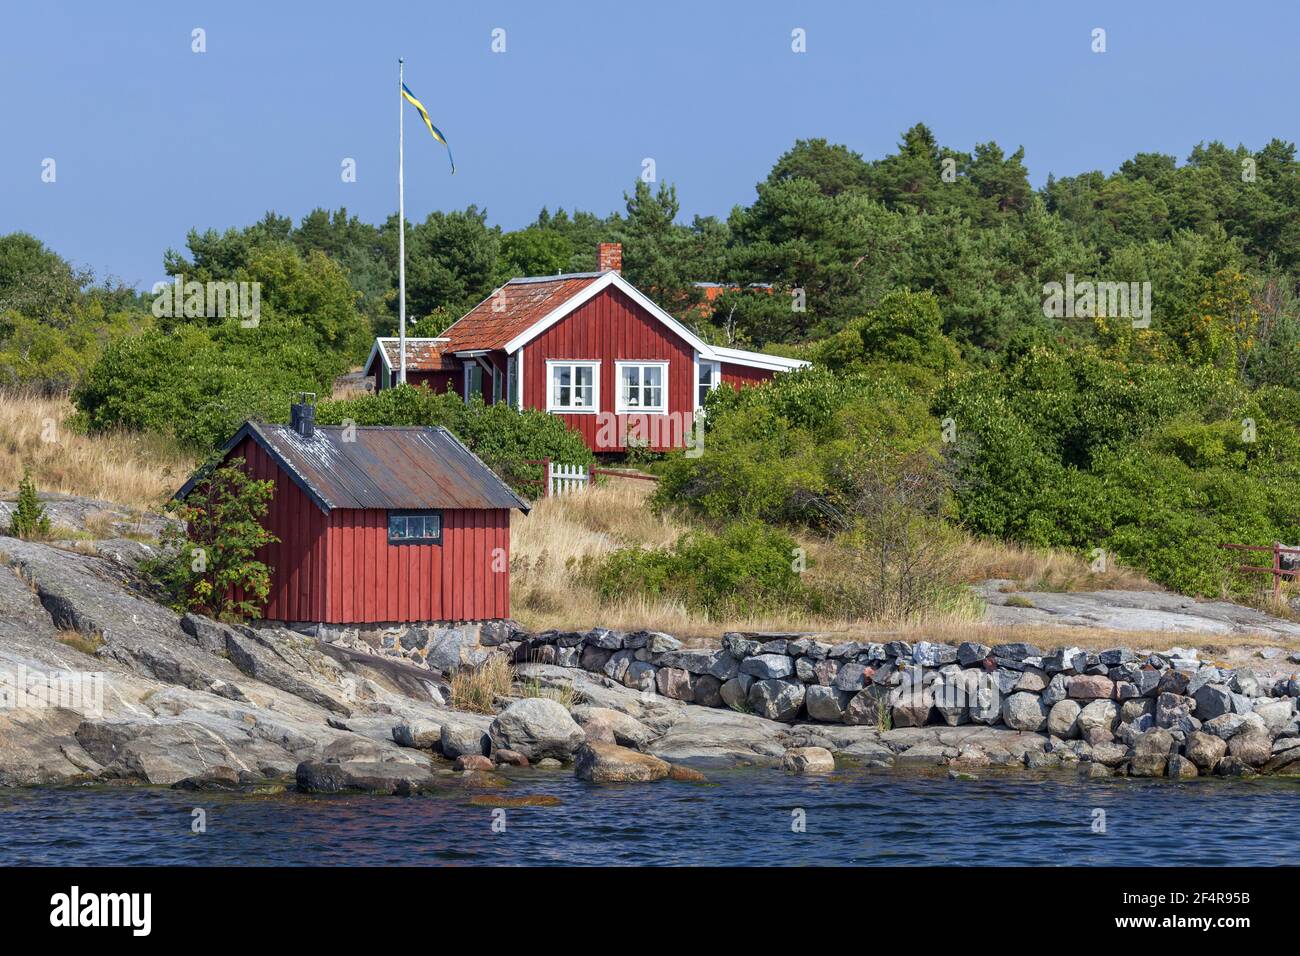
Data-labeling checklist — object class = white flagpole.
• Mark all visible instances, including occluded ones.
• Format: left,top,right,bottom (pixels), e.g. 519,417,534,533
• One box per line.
398,57,407,385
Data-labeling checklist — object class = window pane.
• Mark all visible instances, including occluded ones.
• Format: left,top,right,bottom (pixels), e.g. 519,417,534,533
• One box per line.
576,366,593,388
646,385,662,408
644,366,662,388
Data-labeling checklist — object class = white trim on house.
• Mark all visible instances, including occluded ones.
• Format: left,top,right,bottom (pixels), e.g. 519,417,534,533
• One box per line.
545,359,601,414
614,360,670,415
709,345,809,372
495,272,811,378
516,347,525,410
502,272,714,357
696,357,721,411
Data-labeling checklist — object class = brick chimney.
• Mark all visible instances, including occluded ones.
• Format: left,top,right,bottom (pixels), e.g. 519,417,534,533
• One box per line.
597,242,622,275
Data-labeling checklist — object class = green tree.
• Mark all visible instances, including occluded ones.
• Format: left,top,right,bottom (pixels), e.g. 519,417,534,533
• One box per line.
8,468,51,540
149,458,277,619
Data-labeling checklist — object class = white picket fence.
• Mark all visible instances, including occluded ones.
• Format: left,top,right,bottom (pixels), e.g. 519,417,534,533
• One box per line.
547,461,589,497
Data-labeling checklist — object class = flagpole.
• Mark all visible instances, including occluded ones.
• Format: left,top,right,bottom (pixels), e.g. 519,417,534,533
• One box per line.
398,57,407,385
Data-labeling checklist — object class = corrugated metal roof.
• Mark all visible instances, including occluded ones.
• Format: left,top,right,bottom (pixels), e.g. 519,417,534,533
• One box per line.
176,422,529,514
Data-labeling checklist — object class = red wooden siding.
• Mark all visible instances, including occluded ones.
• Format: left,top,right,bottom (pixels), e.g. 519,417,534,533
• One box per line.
721,362,776,389
520,286,694,451
325,507,509,623
225,436,511,624
230,435,330,622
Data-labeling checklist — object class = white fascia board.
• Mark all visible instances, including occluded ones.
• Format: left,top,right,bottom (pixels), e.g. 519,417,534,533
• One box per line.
502,272,715,358
710,345,811,372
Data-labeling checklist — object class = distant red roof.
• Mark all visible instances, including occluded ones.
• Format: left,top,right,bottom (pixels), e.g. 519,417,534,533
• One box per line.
364,338,458,375
441,274,603,352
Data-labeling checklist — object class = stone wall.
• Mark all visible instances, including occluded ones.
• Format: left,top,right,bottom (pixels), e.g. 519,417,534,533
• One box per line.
322,622,1300,777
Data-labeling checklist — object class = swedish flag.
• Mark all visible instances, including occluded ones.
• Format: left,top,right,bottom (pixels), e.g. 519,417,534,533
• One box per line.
402,83,455,174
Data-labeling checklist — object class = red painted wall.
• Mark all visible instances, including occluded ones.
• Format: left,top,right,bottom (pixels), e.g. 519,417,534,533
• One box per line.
721,362,775,389
227,436,511,624
326,508,509,624
231,436,330,622
521,286,694,451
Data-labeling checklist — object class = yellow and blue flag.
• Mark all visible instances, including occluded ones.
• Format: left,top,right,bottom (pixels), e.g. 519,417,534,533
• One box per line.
402,83,455,174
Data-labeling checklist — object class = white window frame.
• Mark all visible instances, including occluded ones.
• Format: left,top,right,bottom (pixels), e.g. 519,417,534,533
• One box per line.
546,360,601,414
696,358,720,411
615,360,669,414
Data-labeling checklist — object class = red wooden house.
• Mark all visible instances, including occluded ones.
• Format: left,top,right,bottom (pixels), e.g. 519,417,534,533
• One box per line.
362,243,809,451
174,401,529,625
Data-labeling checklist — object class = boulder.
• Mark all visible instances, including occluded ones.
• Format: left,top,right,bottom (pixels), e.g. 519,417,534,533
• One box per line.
740,654,795,680
1047,699,1081,739
747,679,805,722
622,661,657,693
1167,754,1199,779
843,686,890,726
439,719,491,758
1253,699,1296,734
571,706,655,749
805,685,851,722
454,754,493,771
655,667,695,702
1132,727,1176,755
1001,692,1048,732
1227,731,1272,767
1068,675,1115,700
574,742,670,782
719,675,752,710
295,759,436,795
1128,753,1168,777
392,718,442,750
1192,684,1233,721
833,662,871,693
890,692,933,728
691,674,724,708
781,746,835,774
1155,693,1195,729
488,698,585,761
1076,699,1119,737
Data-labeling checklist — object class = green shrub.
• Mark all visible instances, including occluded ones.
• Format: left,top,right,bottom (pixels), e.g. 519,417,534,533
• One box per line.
146,458,277,619
584,521,811,617
314,385,593,495
8,468,51,540
656,366,936,526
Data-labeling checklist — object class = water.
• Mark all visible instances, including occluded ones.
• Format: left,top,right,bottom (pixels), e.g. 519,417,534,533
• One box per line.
2,768,1297,866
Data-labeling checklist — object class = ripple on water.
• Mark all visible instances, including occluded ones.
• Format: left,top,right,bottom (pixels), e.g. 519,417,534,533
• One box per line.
0,770,1297,866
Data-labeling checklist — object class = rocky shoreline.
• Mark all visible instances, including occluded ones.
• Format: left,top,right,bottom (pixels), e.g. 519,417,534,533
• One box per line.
2,532,1299,794
317,621,1300,781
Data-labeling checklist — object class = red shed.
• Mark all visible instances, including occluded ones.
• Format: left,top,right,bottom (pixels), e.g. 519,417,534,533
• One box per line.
174,403,529,625
362,243,810,452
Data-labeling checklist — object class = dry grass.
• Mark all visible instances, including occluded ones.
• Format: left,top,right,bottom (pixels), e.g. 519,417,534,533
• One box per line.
448,655,514,713
955,536,1155,592
54,628,103,656
0,391,193,509
507,476,1297,655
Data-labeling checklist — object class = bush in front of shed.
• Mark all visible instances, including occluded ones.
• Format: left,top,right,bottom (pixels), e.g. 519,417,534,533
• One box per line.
146,457,277,620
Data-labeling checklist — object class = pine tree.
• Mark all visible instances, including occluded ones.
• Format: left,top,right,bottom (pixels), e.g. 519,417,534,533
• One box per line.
9,468,51,540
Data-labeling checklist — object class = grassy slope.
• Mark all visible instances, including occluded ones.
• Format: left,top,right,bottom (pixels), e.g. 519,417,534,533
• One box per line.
0,392,193,510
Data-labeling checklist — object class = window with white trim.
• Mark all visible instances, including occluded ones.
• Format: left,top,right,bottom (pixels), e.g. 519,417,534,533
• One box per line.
616,361,668,413
547,361,599,412
697,359,720,409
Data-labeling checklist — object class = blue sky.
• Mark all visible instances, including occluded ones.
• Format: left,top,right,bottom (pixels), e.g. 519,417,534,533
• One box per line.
2,0,1298,288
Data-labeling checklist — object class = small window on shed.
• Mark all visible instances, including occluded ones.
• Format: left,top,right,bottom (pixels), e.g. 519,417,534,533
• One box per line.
388,510,442,544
